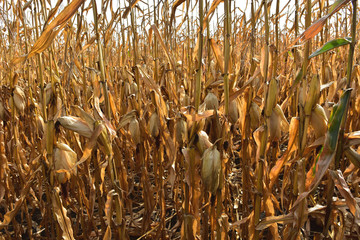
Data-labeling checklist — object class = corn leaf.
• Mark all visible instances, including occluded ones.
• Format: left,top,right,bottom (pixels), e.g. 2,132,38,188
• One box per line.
329,170,360,220
309,37,351,58
12,0,85,64
291,89,351,211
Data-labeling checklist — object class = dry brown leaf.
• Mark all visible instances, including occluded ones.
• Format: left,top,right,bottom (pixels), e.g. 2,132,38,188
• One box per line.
52,188,75,240
210,39,224,74
256,213,294,231
202,0,223,32
269,117,298,190
329,170,360,221
12,0,85,64
0,169,38,229
122,0,141,19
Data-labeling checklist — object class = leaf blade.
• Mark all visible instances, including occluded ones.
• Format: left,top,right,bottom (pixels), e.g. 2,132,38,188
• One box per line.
309,37,351,58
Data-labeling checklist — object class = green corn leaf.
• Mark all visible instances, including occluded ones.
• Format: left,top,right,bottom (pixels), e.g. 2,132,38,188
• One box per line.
326,89,351,151
309,37,351,59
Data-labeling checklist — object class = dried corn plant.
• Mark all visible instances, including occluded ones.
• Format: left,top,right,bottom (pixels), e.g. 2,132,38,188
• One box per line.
0,0,360,239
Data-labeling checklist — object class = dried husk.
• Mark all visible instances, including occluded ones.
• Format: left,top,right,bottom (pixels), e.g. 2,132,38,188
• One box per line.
58,116,94,138
265,78,278,117
0,101,4,120
229,100,239,124
249,102,261,130
180,86,190,106
204,92,219,110
310,104,328,139
201,146,221,194
124,81,131,97
13,86,26,115
149,112,160,138
269,108,281,141
196,130,213,154
274,104,289,132
36,114,45,135
129,118,141,145
130,82,138,95
175,117,188,145
305,75,320,115
45,83,54,105
324,65,332,82
54,142,77,184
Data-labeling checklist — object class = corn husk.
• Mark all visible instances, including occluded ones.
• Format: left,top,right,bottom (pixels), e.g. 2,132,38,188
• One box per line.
175,117,188,145
196,130,212,154
149,112,160,138
274,104,289,132
310,104,328,139
124,81,131,97
0,101,4,120
265,78,277,117
130,82,138,95
229,100,239,124
129,118,141,145
13,86,26,115
201,146,221,194
45,83,54,105
250,102,261,130
58,116,94,138
204,92,219,110
269,109,281,141
324,65,331,82
304,75,320,115
54,142,77,184
180,86,190,106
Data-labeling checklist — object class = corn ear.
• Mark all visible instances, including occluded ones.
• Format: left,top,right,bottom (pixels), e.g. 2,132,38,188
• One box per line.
229,100,239,124
201,146,221,194
204,92,219,110
129,118,141,145
149,112,160,138
250,102,261,130
54,142,77,184
265,78,277,117
304,75,320,115
196,130,213,154
310,104,328,139
176,117,188,146
274,104,289,132
13,86,26,115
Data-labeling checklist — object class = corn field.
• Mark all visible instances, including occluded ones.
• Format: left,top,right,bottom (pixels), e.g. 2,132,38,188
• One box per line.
0,0,360,239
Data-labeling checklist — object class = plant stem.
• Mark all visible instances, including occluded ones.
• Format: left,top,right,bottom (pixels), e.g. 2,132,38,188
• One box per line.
223,0,231,115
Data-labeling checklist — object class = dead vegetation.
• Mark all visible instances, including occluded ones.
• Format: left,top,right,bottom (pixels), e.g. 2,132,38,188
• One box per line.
0,0,360,239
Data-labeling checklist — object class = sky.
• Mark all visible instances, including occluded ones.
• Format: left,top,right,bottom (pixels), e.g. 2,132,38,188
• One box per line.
1,0,345,41
75,0,292,34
